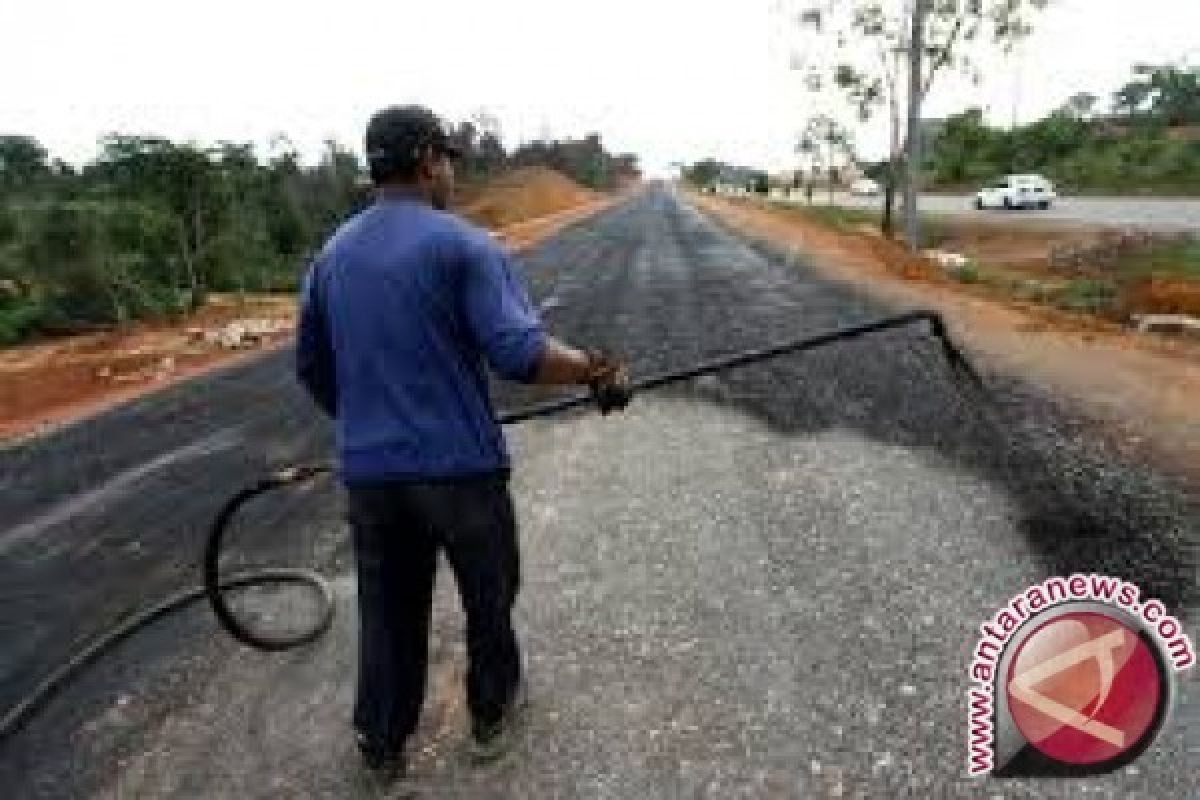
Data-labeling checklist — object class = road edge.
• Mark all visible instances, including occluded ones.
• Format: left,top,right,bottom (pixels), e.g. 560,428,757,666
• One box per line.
687,190,1200,488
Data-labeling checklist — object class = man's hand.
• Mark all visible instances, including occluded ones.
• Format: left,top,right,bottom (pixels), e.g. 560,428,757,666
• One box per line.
585,349,632,414
531,338,632,414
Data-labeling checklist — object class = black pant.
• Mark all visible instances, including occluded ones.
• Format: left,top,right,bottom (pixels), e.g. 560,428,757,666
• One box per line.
346,471,522,751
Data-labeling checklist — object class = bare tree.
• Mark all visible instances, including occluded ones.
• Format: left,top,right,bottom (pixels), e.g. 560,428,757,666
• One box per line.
798,115,854,204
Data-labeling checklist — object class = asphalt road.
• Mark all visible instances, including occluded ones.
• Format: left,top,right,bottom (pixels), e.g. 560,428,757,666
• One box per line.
1,185,1196,798
808,191,1200,232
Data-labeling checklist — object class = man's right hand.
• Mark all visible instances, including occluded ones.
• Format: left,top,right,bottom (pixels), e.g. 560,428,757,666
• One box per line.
532,338,632,414
585,349,632,414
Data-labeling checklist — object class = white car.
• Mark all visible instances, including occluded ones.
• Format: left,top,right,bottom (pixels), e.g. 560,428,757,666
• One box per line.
850,177,881,196
975,174,1056,210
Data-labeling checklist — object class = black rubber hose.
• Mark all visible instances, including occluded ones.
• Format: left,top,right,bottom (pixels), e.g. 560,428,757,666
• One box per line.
0,468,338,741
498,309,981,423
0,570,333,740
0,309,984,742
202,466,335,651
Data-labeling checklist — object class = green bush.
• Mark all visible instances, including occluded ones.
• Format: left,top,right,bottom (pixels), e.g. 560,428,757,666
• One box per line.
1118,238,1200,280
1012,278,1056,302
928,100,1200,195
1056,278,1118,312
0,202,18,245
953,264,981,284
0,297,47,344
797,205,877,231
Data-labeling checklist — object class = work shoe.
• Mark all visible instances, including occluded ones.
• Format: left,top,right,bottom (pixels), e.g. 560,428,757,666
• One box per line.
469,679,530,765
356,732,407,782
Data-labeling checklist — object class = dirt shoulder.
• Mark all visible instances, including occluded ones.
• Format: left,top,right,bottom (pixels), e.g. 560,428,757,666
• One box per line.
0,183,624,444
691,191,1200,483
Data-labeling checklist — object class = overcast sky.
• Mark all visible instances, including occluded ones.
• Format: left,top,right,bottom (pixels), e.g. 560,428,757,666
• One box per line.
3,0,1197,176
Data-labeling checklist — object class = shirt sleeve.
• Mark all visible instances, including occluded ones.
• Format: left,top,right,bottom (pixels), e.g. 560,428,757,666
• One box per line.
295,259,338,415
459,235,546,384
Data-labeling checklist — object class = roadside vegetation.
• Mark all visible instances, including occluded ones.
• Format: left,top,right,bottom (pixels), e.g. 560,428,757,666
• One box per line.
939,237,1200,320
684,53,1200,329
684,63,1200,202
733,194,1200,324
924,64,1200,195
783,204,877,232
0,126,637,346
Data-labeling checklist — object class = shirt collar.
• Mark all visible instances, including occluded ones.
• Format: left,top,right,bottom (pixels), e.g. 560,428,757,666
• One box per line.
374,186,431,206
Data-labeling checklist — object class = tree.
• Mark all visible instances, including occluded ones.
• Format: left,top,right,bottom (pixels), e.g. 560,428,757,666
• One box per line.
926,107,995,184
1016,110,1090,165
613,153,641,184
0,201,16,247
792,0,1051,245
302,139,362,242
88,135,230,305
509,132,632,190
683,159,723,188
449,120,481,180
469,110,508,177
477,131,507,175
0,135,50,194
1064,92,1098,120
1114,64,1200,126
22,202,132,325
919,62,1200,195
798,115,853,203
264,139,313,263
0,114,637,344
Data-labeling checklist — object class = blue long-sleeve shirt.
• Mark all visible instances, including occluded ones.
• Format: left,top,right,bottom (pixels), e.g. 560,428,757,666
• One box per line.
296,193,545,483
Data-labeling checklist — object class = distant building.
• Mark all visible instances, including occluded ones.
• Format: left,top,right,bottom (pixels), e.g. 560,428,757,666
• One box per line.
715,165,758,194
785,162,865,189
770,170,801,189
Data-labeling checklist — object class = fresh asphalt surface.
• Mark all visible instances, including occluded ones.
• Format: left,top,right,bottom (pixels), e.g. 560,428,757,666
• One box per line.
1,185,1196,798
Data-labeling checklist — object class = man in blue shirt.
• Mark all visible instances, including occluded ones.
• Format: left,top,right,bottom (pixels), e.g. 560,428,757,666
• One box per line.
296,105,630,778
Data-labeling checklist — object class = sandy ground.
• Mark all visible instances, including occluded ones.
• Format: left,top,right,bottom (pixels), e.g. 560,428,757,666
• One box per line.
456,167,603,230
0,296,298,444
0,172,620,444
692,192,1200,485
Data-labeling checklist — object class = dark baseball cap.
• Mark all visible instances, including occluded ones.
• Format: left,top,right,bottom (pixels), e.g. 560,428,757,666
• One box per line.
365,105,461,181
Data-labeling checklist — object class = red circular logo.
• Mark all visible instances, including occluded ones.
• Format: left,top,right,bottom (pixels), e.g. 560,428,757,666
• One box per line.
1006,611,1164,766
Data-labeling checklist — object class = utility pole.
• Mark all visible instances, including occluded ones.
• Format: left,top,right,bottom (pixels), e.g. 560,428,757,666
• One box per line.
903,0,926,252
